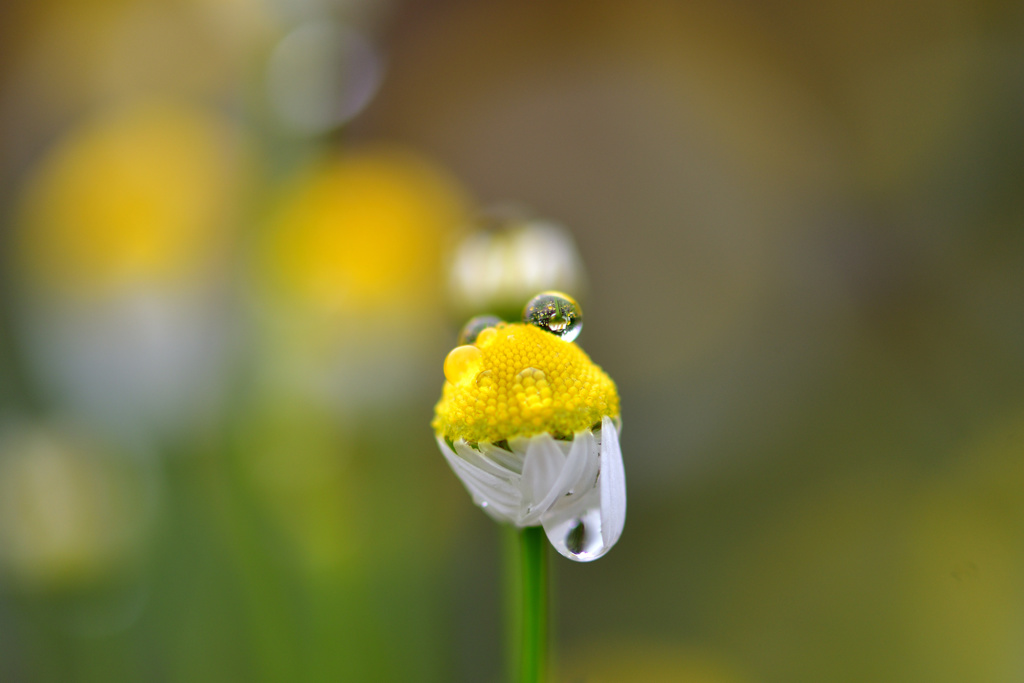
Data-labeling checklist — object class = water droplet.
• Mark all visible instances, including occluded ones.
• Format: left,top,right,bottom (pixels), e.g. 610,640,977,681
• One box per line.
476,328,498,347
522,291,582,342
515,367,545,383
444,345,483,384
458,315,503,345
546,505,606,561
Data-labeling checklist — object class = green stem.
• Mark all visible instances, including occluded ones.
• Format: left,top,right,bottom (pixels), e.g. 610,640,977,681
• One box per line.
514,526,548,683
503,527,521,683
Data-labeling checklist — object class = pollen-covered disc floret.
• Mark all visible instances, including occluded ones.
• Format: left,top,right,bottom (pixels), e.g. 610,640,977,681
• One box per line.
433,317,626,562
432,323,619,444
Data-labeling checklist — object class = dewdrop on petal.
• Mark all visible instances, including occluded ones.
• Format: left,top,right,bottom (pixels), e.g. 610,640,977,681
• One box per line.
433,297,625,561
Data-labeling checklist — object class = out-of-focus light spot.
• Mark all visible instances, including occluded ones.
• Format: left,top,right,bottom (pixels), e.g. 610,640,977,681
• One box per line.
260,145,468,314
448,207,585,320
16,100,245,298
266,21,383,136
0,424,155,593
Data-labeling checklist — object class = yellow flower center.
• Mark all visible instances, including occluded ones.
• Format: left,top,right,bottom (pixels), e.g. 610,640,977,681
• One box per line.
433,323,619,443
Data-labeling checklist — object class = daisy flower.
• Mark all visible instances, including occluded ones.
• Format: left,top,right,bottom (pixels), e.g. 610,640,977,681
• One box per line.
433,293,625,561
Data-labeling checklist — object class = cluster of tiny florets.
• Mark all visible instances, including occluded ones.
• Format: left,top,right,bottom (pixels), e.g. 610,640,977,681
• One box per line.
433,323,619,443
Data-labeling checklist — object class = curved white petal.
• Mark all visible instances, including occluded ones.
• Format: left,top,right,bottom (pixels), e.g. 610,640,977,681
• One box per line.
478,442,524,474
598,416,626,548
437,436,520,521
520,434,565,525
454,440,516,482
506,436,534,458
538,429,604,561
546,430,594,509
442,450,518,510
538,418,625,562
448,443,518,502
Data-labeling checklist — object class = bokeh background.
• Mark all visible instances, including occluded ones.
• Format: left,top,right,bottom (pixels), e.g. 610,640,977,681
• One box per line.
2,0,1024,681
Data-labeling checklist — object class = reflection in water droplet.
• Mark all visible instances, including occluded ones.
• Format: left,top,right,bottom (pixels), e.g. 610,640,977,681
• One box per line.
444,345,482,384
458,315,503,345
522,291,582,342
546,504,607,561
565,519,586,554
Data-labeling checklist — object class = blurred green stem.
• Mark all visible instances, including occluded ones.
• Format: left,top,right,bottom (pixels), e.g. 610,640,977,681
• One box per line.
509,525,547,683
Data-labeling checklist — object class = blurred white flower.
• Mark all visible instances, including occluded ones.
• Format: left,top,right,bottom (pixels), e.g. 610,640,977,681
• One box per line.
13,100,245,438
448,209,586,318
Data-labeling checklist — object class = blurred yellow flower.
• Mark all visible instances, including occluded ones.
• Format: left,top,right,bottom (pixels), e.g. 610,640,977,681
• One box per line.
17,100,244,297
260,146,468,314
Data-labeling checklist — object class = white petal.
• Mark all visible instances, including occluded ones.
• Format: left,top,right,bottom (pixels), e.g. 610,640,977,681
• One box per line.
540,419,625,562
437,436,520,521
539,429,612,561
568,430,600,496
454,440,516,481
478,441,525,474
519,434,565,525
448,442,518,501
506,436,534,458
598,416,626,548
550,431,594,504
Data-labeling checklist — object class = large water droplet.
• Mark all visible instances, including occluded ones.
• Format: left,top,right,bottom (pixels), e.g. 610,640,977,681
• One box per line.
522,291,582,342
458,315,503,345
545,505,607,561
444,345,483,384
